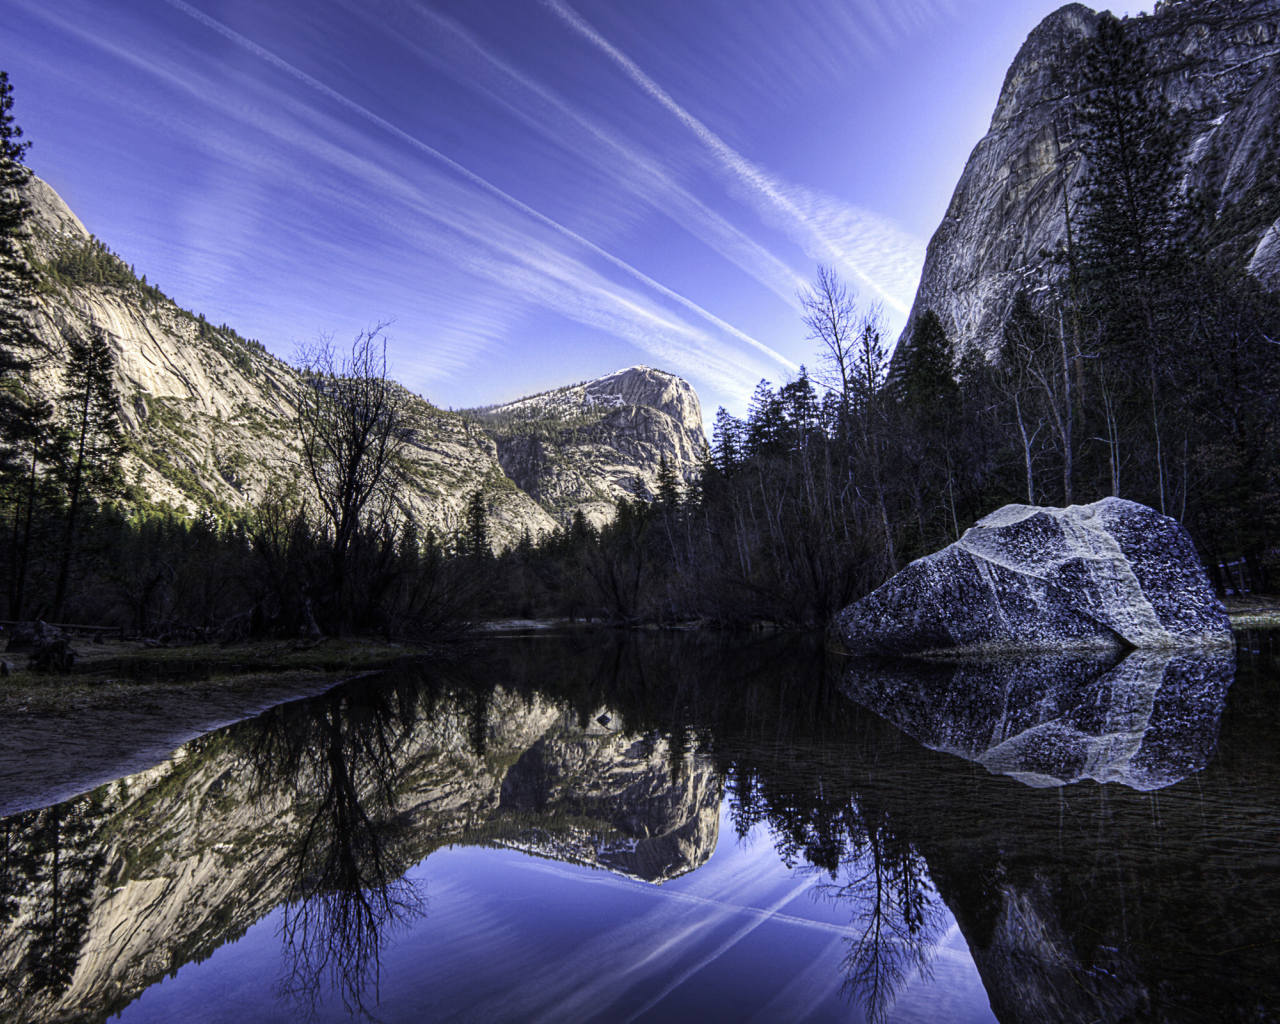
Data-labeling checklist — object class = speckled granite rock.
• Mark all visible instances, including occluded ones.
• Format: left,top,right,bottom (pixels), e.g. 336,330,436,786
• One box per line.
837,497,1232,655
841,647,1234,790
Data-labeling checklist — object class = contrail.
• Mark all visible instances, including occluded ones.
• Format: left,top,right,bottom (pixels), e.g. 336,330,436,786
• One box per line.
542,0,920,314
377,0,810,308
159,0,798,372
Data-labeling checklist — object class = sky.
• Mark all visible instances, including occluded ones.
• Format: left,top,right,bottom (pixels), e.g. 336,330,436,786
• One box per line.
1,0,1153,417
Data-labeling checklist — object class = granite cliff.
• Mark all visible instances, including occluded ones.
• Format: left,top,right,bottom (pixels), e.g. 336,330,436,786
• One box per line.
15,175,706,546
467,365,706,528
902,0,1280,359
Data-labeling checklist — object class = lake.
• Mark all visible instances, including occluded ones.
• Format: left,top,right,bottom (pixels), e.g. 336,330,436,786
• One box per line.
1,629,1277,1023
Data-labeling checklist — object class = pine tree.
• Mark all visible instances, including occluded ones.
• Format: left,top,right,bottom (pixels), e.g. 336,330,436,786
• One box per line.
465,488,489,557
896,310,957,409
745,380,784,458
51,322,124,621
1073,13,1190,513
779,367,819,442
655,452,680,510
1074,12,1186,344
0,71,42,473
570,508,593,547
711,407,743,474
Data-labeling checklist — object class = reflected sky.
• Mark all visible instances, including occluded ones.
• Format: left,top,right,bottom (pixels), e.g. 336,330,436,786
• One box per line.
0,0,1155,417
111,804,996,1024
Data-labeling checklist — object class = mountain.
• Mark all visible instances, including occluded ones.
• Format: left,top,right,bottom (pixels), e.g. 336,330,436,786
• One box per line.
16,175,706,546
901,0,1280,359
466,365,706,527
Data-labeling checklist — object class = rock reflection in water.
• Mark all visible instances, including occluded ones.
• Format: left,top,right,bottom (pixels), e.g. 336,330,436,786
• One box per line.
0,632,1277,1024
841,647,1235,789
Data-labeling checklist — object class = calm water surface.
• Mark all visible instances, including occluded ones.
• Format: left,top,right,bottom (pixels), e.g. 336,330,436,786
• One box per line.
1,630,1277,1023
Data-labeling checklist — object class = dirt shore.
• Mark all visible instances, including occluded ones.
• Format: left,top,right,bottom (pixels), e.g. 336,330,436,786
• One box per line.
0,636,437,716
0,637,449,817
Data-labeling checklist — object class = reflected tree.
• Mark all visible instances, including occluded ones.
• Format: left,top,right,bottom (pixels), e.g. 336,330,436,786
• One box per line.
241,678,429,1019
812,811,944,1024
0,799,108,1009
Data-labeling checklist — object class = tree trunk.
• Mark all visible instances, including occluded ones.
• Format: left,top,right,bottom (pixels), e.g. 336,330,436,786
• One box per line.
51,389,91,623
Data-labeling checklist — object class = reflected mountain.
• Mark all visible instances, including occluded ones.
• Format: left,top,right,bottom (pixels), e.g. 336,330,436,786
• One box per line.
841,648,1235,790
0,631,1276,1024
0,666,721,1023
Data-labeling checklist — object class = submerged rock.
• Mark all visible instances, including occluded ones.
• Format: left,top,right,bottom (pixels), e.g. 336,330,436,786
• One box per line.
841,647,1234,790
837,497,1232,655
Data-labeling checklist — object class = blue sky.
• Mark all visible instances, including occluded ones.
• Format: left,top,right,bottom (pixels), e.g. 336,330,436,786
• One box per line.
2,0,1151,416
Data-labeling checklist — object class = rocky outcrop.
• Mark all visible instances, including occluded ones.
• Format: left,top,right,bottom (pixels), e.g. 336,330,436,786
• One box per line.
901,0,1280,360
837,497,1233,655
841,647,1234,789
471,366,707,528
16,177,707,545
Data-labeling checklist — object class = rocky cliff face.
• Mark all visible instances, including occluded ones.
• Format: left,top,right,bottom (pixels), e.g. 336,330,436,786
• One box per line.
16,177,706,545
469,366,707,528
903,0,1280,359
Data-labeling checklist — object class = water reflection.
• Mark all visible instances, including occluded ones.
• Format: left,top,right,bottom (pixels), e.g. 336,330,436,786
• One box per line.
245,684,429,1018
841,647,1236,790
0,631,1276,1024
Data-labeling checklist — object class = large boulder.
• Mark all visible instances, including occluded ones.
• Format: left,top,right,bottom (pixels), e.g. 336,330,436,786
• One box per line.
837,498,1232,655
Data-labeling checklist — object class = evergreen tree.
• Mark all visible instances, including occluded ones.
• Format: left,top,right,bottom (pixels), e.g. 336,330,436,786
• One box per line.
569,508,593,547
51,321,124,621
711,407,743,474
1074,12,1186,344
655,452,680,510
0,71,42,474
745,380,785,458
779,368,819,442
896,310,957,410
5,394,56,619
465,488,489,557
1072,13,1195,515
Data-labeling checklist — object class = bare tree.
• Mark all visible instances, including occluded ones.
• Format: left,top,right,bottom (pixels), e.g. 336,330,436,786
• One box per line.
802,264,859,426
296,324,408,633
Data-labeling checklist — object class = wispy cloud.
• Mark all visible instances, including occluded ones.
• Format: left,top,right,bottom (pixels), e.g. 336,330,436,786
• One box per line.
541,0,926,314
157,0,798,383
357,0,811,309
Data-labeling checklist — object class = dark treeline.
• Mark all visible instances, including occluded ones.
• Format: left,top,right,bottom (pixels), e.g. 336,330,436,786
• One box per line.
0,315,481,639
